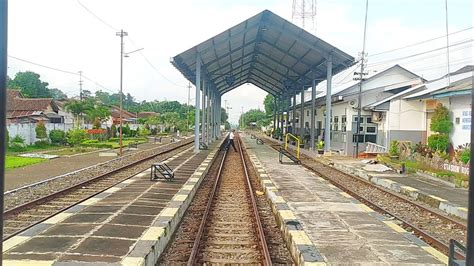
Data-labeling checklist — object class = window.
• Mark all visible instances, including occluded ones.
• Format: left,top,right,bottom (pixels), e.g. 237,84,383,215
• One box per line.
341,115,347,132
352,115,377,143
334,116,339,131
307,110,310,116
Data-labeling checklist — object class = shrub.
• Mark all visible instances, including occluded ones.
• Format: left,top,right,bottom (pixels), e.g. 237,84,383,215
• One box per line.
138,127,151,137
67,128,88,146
460,149,470,164
80,142,113,149
49,129,66,145
34,140,50,147
81,139,99,144
35,121,48,140
92,118,101,129
9,142,27,152
430,103,452,134
389,140,400,156
428,134,449,152
111,124,117,138
11,134,25,144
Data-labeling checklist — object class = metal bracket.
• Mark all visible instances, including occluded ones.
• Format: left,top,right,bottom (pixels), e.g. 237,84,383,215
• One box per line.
151,162,174,181
449,239,466,266
199,142,208,150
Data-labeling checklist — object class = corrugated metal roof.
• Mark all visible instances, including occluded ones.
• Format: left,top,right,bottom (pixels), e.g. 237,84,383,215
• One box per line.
171,10,354,96
404,71,473,99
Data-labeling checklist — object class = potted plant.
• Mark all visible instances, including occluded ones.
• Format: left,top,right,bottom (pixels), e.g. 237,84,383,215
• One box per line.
317,140,324,155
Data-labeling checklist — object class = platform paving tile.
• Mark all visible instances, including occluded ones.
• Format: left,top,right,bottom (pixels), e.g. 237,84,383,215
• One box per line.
243,136,444,265
3,145,217,265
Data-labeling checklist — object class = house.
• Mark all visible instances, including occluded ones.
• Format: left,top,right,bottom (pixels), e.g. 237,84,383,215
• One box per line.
290,64,425,155
109,106,137,125
6,89,61,124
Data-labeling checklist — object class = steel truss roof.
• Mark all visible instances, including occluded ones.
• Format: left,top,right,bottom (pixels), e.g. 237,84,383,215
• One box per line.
171,10,355,96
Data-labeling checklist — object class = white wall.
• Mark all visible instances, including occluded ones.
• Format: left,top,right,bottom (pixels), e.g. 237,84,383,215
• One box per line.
450,96,471,147
388,99,426,131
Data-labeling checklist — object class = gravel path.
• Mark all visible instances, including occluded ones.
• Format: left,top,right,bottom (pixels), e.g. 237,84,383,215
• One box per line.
5,139,171,191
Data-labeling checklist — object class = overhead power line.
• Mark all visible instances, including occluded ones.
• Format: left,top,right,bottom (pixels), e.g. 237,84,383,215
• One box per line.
369,26,473,57
76,0,118,31
8,55,115,93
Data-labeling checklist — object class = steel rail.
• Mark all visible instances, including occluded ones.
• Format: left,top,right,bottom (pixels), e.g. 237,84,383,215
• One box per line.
264,137,465,259
3,140,193,240
238,137,272,265
187,142,228,265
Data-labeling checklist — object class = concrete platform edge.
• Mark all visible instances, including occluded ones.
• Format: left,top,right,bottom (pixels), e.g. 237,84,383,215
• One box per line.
329,160,468,220
120,139,225,266
243,142,327,266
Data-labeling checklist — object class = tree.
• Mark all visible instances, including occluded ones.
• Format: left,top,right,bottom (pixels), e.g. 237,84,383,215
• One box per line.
240,109,267,129
220,107,228,124
35,121,48,141
49,88,68,100
65,99,93,127
49,129,66,145
263,94,275,115
9,71,51,98
428,103,453,152
82,90,92,99
85,104,111,125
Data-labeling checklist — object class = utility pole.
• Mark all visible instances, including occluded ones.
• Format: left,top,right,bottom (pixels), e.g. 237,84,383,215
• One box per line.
353,0,369,158
78,71,83,100
116,29,128,156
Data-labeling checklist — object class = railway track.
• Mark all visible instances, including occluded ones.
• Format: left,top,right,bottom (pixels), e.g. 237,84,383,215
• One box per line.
3,139,194,241
188,137,272,265
264,136,466,259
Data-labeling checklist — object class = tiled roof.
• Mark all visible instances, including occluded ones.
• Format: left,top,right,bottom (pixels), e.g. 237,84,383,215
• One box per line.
6,89,59,117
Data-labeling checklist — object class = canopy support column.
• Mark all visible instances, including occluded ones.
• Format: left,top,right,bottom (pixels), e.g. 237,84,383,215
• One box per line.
206,85,211,144
292,90,297,135
273,96,277,137
279,96,284,139
285,93,290,136
201,78,207,144
276,97,280,139
300,85,305,145
194,54,201,153
310,78,316,151
324,55,333,152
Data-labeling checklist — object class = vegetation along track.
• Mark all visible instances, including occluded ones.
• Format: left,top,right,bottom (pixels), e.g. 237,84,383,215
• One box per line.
3,139,194,241
264,137,466,258
160,136,293,265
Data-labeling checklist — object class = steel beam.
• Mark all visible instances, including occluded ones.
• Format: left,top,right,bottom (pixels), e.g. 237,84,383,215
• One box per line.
310,78,316,151
300,85,305,145
324,55,333,152
201,78,207,143
194,54,201,153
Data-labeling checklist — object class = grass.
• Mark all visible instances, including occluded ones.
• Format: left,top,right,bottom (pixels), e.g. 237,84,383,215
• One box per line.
377,155,469,188
45,147,98,156
5,156,47,170
7,143,62,155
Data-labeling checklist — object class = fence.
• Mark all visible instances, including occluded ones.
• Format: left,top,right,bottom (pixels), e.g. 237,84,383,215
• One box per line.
415,153,470,175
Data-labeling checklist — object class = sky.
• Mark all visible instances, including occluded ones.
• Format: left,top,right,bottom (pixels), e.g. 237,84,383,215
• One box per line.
7,0,473,124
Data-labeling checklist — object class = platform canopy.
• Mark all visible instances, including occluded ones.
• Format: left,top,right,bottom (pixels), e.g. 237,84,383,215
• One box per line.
171,10,355,96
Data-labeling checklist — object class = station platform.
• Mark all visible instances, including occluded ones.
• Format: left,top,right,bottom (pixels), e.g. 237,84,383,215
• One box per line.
3,140,223,266
320,156,468,220
241,134,446,265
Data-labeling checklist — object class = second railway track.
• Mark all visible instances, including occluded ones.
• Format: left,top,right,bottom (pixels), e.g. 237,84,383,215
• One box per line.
263,136,466,258
3,139,194,241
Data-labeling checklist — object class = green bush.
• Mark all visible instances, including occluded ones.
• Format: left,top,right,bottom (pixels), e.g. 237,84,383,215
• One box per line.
111,124,117,138
67,128,88,146
9,142,27,152
428,134,449,152
35,122,47,140
389,140,400,156
34,140,50,147
11,135,25,144
460,149,470,164
430,103,452,134
49,129,66,145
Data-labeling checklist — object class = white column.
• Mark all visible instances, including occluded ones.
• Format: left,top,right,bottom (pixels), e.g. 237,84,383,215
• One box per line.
206,84,211,144
201,78,207,143
310,78,316,151
300,85,305,144
324,55,333,152
194,54,201,153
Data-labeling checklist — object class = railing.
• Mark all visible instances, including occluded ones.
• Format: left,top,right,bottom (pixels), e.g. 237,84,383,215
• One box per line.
284,133,300,160
365,142,387,154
